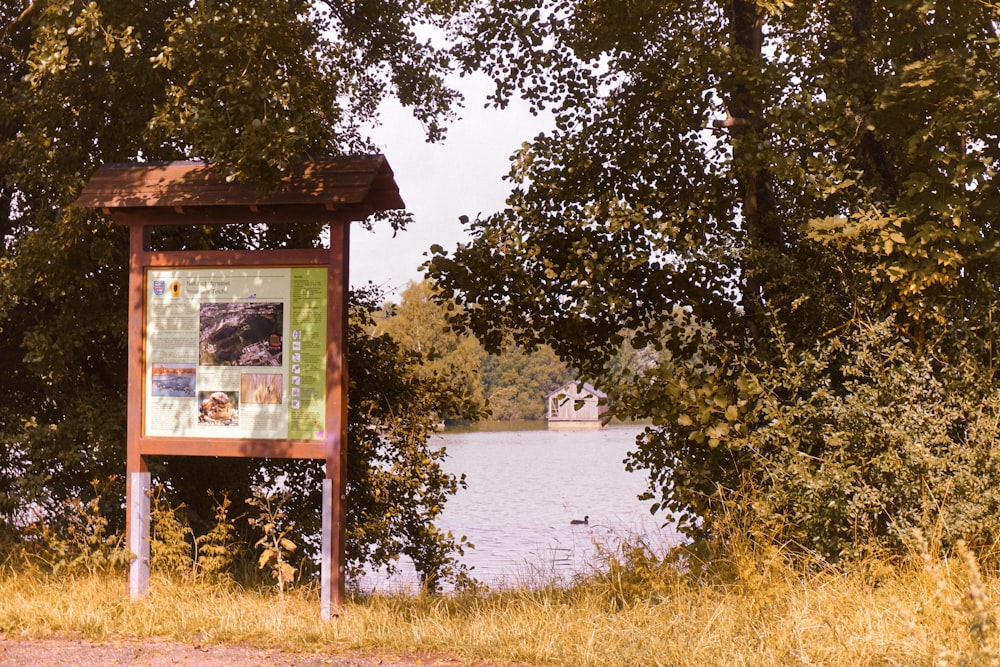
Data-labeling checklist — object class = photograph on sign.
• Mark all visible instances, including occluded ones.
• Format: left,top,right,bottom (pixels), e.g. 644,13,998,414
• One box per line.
151,363,196,397
144,267,327,441
199,302,284,366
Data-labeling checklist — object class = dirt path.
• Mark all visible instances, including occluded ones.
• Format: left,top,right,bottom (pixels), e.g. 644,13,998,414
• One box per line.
0,638,496,667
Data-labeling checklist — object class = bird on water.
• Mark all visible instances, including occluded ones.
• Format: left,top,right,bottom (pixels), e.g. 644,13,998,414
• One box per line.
570,516,589,525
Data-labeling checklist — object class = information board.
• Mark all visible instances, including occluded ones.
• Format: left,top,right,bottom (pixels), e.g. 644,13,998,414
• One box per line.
144,267,328,440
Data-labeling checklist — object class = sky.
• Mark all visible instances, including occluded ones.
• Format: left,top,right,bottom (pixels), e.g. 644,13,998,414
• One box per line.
349,75,553,297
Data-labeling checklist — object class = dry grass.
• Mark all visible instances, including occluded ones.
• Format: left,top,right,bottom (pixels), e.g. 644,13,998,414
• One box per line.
1,541,998,667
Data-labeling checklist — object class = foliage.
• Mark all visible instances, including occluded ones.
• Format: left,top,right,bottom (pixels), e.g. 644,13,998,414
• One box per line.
149,485,195,578
247,487,299,594
0,0,477,584
16,478,131,575
428,1,1000,558
619,318,1000,562
193,491,236,580
148,485,236,581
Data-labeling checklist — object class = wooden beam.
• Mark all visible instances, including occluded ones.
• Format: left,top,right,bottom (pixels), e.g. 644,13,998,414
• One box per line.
138,437,326,459
108,205,367,227
144,248,330,268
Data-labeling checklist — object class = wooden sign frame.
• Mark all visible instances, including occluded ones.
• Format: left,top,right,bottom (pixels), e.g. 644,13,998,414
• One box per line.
74,157,404,618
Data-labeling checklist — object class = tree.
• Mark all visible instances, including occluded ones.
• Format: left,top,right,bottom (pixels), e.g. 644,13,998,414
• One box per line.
0,0,476,582
480,344,572,420
428,1,1000,558
375,280,488,422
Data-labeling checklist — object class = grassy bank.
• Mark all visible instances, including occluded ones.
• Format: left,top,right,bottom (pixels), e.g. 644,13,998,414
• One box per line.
2,539,999,667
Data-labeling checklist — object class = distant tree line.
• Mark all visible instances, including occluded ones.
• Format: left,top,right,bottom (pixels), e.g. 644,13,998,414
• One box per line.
373,280,573,422
375,280,659,423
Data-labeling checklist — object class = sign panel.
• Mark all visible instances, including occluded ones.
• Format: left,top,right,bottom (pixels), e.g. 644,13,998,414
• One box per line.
144,267,327,440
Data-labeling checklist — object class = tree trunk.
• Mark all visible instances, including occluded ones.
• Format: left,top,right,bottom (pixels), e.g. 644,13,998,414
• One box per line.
847,0,898,203
724,0,776,349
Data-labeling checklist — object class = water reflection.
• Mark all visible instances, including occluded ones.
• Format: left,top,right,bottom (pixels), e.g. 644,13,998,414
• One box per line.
355,422,679,592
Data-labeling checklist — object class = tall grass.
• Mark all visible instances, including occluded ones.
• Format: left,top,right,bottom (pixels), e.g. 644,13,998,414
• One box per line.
2,532,999,667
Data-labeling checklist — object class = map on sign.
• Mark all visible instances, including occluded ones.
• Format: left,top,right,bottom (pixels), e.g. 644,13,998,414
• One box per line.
144,267,327,440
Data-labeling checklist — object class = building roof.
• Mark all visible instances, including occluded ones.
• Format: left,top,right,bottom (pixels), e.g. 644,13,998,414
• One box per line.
72,155,403,224
545,381,608,401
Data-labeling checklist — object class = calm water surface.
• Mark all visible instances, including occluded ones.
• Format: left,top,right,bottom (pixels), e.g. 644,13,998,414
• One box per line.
356,422,679,591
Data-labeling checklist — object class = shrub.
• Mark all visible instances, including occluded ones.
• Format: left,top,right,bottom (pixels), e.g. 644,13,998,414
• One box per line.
626,319,1000,564
17,478,131,575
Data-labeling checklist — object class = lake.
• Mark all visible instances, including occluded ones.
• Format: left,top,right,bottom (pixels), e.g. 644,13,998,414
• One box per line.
355,422,680,592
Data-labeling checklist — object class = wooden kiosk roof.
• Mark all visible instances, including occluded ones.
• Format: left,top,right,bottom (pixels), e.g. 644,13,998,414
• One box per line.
73,155,404,223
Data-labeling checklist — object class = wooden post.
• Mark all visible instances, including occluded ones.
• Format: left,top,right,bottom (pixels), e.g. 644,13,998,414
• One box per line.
128,471,151,597
126,223,149,599
320,478,334,619
323,219,350,618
